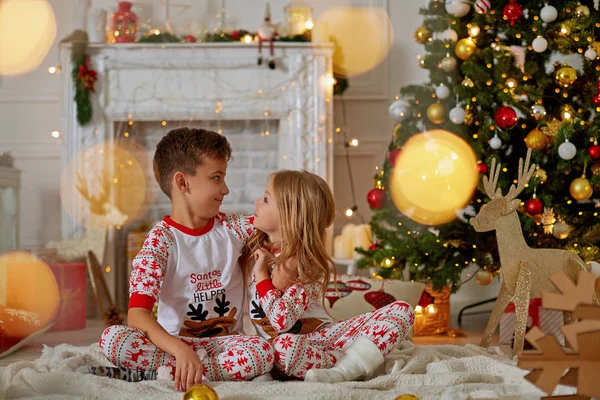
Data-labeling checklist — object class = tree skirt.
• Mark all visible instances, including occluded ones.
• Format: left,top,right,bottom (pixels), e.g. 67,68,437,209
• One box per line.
0,342,575,399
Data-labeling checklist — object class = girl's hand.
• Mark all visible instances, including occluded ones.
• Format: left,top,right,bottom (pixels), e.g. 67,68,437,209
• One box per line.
253,248,273,282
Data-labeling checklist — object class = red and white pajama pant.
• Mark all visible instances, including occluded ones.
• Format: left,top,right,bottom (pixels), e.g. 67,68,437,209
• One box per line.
272,301,414,379
99,325,274,381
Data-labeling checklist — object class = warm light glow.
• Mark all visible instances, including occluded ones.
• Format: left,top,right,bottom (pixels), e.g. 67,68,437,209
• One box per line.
242,34,253,43
349,138,359,147
426,304,438,315
105,266,111,273
0,0,57,76
51,130,60,138
415,305,423,315
312,6,393,77
389,129,478,225
468,26,481,37
161,121,167,126
560,26,570,35
154,29,161,35
345,208,354,217
48,65,60,74
305,20,314,30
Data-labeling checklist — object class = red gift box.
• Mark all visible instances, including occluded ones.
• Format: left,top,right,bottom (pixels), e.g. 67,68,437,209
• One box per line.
48,263,87,331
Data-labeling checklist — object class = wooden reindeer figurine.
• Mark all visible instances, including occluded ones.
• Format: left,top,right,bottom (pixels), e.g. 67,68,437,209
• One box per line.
470,148,591,355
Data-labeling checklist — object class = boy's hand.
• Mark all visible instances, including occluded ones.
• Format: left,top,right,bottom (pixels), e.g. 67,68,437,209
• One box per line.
173,344,204,392
253,248,273,282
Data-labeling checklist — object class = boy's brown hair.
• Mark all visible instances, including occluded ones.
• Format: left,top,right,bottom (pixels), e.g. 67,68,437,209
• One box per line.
153,127,232,198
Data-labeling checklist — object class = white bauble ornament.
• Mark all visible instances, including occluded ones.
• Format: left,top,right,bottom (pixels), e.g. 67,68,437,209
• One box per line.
474,0,491,14
585,47,597,61
445,0,471,17
490,135,502,149
388,99,411,123
441,55,458,72
532,36,548,53
436,84,451,99
540,4,558,22
449,106,466,124
437,28,458,42
558,140,577,160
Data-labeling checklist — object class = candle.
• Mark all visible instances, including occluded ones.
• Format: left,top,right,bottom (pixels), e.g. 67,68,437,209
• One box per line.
334,234,354,259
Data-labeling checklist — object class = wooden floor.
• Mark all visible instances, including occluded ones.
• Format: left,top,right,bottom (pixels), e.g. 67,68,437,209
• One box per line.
0,314,503,367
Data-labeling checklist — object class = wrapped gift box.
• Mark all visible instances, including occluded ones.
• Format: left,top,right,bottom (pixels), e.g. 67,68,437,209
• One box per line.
499,298,564,345
48,263,87,331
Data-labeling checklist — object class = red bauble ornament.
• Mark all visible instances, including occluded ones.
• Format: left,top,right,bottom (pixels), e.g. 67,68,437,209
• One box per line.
367,188,386,209
495,106,518,129
232,31,240,40
594,93,600,107
185,35,197,43
589,144,600,160
503,0,523,26
368,243,380,251
387,148,401,167
477,162,488,174
525,198,543,215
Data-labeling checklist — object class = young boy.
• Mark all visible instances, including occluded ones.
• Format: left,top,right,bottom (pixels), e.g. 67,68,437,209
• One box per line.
97,128,273,392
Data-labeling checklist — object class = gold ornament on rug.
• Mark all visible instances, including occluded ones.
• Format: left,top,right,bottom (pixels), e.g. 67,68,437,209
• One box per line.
470,148,591,356
591,163,600,176
455,37,476,60
533,168,547,184
519,271,600,399
476,269,494,286
555,63,577,88
553,221,571,239
541,208,556,235
395,395,420,400
414,24,431,44
570,176,593,201
183,384,219,400
524,128,549,151
540,119,560,138
426,102,447,124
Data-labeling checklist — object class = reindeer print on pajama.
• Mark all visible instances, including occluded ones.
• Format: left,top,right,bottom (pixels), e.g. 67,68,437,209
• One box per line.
100,213,274,381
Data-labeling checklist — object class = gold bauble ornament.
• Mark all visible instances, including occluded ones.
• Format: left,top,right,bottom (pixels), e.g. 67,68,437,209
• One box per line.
533,168,547,184
427,102,447,124
531,104,546,121
553,221,571,239
575,4,590,17
454,37,476,61
441,55,457,72
183,384,219,400
569,176,593,201
393,123,403,138
395,395,420,400
461,77,475,88
414,24,432,44
555,64,577,88
591,163,600,176
591,42,600,59
476,270,494,286
524,128,549,151
418,57,427,69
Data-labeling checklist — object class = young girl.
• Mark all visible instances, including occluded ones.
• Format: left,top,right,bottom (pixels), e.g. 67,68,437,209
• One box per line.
242,170,415,382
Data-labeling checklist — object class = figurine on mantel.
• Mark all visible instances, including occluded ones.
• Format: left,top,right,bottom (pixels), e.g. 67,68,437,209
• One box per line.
257,3,279,70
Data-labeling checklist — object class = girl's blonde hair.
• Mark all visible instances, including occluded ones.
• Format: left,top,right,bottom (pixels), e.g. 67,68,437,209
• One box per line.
241,170,337,305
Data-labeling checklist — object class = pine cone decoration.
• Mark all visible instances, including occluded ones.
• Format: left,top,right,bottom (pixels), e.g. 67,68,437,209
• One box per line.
103,305,124,326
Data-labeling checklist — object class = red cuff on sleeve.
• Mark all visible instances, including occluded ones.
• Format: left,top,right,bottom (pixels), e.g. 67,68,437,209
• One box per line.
128,293,157,311
256,279,278,298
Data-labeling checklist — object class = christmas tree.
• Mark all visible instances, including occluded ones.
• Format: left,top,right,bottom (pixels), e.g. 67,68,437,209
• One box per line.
357,0,600,292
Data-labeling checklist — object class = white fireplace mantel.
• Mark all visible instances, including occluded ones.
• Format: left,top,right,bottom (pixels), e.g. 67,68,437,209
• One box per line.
60,42,334,236
60,42,334,306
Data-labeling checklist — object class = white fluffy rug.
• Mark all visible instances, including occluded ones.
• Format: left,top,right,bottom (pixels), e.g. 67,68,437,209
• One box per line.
0,342,575,400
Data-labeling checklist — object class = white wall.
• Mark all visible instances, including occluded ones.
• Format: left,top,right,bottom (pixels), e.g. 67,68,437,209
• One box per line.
0,0,497,325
